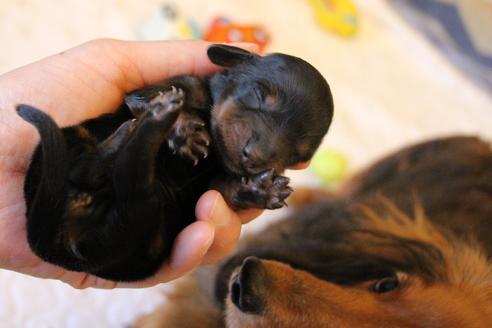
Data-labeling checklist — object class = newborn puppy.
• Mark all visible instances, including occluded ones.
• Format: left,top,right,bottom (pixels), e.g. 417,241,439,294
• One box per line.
16,45,333,281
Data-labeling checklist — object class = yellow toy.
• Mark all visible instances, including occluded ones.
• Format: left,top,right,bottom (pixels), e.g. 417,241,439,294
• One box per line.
310,148,348,185
308,0,358,37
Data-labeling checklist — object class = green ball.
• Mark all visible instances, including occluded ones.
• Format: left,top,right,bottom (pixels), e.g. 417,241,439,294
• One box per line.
310,149,348,184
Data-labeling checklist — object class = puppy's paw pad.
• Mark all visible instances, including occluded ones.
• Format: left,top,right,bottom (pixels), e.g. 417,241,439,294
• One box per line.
236,171,292,209
241,169,274,190
261,175,292,209
149,87,185,117
266,176,293,209
168,112,211,164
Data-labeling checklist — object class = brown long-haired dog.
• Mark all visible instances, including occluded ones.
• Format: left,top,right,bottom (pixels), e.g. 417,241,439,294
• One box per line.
133,136,492,327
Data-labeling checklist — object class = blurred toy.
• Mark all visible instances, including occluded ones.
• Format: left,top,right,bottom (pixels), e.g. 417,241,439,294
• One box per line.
310,148,348,184
204,17,270,52
308,0,358,37
138,3,201,41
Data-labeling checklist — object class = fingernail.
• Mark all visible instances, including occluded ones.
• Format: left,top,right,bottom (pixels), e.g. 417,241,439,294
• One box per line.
208,193,232,227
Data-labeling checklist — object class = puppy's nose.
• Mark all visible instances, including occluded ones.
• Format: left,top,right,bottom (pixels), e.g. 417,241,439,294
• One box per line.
230,257,266,314
242,143,253,162
242,141,267,169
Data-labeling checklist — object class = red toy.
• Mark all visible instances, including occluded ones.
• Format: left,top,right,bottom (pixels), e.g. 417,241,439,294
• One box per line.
204,17,270,52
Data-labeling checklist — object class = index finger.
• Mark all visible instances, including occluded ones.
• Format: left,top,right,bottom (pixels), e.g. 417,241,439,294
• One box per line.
118,40,260,91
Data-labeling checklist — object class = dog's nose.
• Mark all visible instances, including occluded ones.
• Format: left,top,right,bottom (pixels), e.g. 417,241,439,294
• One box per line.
229,257,266,314
242,141,269,170
241,143,256,168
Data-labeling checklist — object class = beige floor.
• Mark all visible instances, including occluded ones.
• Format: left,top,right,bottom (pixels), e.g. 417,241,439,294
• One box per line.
0,0,491,327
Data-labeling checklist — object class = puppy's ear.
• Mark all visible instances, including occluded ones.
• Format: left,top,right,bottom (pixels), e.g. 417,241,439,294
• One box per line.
207,44,254,67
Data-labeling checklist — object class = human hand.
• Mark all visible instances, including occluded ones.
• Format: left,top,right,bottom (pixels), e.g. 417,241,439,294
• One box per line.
0,39,266,288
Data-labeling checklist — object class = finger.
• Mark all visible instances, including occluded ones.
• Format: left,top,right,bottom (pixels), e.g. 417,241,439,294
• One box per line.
195,190,242,265
117,220,215,288
120,40,260,91
195,190,263,224
58,271,117,289
1,39,259,121
167,220,215,274
289,160,311,170
237,208,264,224
219,42,261,55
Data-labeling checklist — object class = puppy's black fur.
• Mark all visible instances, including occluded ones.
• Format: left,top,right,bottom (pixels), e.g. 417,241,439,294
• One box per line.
17,45,333,281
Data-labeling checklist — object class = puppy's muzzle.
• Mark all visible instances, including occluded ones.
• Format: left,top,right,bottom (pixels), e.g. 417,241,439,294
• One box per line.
241,139,272,174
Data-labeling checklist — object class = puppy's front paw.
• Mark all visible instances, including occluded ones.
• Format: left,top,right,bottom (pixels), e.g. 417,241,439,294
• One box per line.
167,112,211,165
148,86,184,120
235,169,293,209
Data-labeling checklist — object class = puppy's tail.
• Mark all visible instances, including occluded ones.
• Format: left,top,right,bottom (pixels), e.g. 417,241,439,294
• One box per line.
16,105,69,222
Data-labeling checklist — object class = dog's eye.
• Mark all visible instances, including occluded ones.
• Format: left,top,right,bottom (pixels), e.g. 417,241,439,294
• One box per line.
372,276,400,293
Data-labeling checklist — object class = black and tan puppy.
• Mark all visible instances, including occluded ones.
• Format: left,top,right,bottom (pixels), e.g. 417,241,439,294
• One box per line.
16,45,334,282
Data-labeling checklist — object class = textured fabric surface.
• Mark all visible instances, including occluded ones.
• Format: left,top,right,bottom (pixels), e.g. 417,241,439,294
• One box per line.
390,0,492,91
0,1,491,327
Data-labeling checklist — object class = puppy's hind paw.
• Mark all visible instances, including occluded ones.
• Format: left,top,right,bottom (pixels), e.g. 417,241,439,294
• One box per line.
149,87,185,120
267,175,293,209
235,170,293,209
167,112,211,165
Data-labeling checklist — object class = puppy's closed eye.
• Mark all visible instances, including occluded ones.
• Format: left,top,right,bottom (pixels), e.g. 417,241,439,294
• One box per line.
238,87,263,109
239,89,279,112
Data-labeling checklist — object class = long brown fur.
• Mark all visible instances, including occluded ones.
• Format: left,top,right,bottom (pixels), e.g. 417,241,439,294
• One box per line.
133,136,492,327
132,277,224,328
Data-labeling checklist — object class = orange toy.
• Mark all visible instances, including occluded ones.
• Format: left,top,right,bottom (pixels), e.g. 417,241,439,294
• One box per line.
204,17,270,52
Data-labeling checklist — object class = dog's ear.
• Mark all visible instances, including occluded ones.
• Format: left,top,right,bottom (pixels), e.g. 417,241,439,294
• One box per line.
207,44,254,67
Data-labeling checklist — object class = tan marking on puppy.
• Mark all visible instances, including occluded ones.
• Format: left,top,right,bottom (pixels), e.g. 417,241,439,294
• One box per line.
74,126,91,140
67,193,93,211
